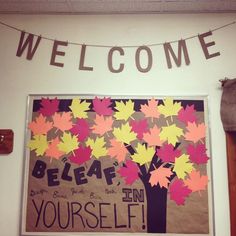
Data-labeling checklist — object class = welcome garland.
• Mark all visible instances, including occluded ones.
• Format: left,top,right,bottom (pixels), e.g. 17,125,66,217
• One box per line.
0,20,235,72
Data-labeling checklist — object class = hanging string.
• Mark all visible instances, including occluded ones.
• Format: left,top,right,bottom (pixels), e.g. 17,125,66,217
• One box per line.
0,19,235,48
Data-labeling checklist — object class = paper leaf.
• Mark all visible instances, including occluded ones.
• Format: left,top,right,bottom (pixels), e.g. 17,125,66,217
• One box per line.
158,98,182,118
156,143,181,163
70,118,90,142
92,96,113,116
173,154,195,179
187,143,209,165
149,165,173,188
28,114,53,135
52,112,73,132
143,125,164,147
114,100,135,121
57,132,78,154
160,124,184,146
178,105,197,124
140,98,160,119
131,143,155,166
108,139,128,163
185,122,206,143
45,137,64,160
117,160,139,185
113,123,136,144
69,98,90,119
39,97,59,117
92,115,114,136
130,119,148,140
28,135,48,156
86,137,107,159
184,170,208,194
169,179,191,205
69,145,92,165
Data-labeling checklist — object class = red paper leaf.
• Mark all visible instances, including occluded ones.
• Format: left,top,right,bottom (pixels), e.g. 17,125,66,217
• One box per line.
187,143,209,164
93,96,113,116
117,160,139,185
130,119,148,140
69,145,92,165
70,118,91,142
156,143,181,163
39,97,59,117
178,105,197,124
169,179,191,205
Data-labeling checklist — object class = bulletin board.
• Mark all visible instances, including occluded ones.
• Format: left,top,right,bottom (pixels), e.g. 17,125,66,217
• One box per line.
21,95,214,235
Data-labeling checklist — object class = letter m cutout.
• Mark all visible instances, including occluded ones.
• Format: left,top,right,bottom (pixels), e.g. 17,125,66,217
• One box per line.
16,31,41,60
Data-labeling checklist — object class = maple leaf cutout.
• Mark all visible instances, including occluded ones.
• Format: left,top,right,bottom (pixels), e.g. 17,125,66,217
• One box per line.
92,115,114,136
39,97,59,117
131,143,155,166
158,97,182,118
52,112,73,132
130,119,148,140
70,118,90,142
69,98,90,119
160,124,183,146
178,105,197,124
169,179,191,205
28,114,53,135
117,160,139,185
69,145,92,165
187,143,209,165
28,135,48,156
143,125,163,147
45,137,64,160
156,143,181,163
113,123,136,145
57,132,78,154
86,137,108,159
173,154,195,179
140,98,160,119
185,122,206,143
108,139,128,163
149,165,173,188
92,96,113,116
184,170,208,194
114,100,135,121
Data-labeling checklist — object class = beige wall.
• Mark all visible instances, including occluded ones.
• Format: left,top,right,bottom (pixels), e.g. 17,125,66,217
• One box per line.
0,13,234,236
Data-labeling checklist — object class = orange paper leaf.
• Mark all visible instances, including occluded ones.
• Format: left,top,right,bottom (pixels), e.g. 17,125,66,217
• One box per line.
45,137,64,160
92,115,114,136
143,125,164,147
28,114,53,135
52,112,73,132
184,122,206,143
140,98,160,119
184,170,208,194
108,139,128,163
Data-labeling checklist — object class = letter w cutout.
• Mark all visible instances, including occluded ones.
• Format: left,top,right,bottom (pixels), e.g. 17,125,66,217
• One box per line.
16,31,41,60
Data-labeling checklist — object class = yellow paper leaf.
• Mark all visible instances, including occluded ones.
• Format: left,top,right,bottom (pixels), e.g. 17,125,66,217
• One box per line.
86,137,108,159
158,97,182,118
173,154,195,179
160,124,183,146
113,123,136,144
28,135,48,156
114,100,135,121
69,97,90,119
57,132,78,154
131,143,155,166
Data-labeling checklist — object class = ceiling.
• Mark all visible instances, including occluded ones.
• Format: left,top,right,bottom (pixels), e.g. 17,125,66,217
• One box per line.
0,0,236,14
